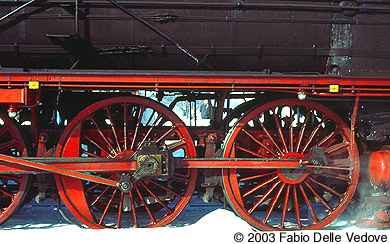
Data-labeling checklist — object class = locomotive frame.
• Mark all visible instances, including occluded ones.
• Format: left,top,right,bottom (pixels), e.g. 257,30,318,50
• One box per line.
0,70,366,230
1,0,390,231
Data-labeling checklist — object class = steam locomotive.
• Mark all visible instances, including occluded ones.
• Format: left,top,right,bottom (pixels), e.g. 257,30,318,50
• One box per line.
0,0,389,230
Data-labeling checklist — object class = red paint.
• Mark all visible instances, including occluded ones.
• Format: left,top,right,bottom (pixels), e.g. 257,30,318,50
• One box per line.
369,151,390,187
0,88,26,103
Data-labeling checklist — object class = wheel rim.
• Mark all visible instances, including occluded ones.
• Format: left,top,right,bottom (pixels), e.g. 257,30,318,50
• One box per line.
0,111,30,225
55,96,196,228
222,99,359,230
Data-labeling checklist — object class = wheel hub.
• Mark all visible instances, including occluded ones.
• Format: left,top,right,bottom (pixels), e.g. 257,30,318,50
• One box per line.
277,152,309,184
278,168,309,184
114,150,135,158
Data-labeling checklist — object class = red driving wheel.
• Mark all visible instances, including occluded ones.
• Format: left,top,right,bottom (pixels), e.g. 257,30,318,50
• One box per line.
222,99,359,230
0,111,31,225
55,96,196,228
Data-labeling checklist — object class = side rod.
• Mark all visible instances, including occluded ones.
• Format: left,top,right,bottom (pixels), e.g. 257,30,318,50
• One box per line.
179,158,306,168
0,154,305,174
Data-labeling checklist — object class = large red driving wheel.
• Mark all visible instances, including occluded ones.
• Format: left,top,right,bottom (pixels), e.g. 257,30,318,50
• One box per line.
0,111,30,225
55,96,196,228
222,99,359,230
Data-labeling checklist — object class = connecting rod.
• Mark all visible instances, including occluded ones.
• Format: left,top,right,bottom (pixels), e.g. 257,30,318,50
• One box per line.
0,150,331,187
0,154,120,187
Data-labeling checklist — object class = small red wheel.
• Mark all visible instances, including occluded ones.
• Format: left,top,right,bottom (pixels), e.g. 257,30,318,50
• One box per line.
222,99,359,230
0,111,30,225
55,96,196,228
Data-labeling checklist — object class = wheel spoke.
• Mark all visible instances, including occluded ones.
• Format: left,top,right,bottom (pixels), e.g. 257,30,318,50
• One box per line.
98,188,118,225
104,106,121,152
0,175,21,182
258,115,283,156
135,183,156,224
304,165,351,171
90,185,110,207
296,109,311,152
156,125,177,145
145,179,183,199
243,175,279,198
123,103,128,150
83,134,114,158
129,191,138,228
239,171,276,182
136,114,163,152
273,110,289,153
0,188,13,198
332,158,353,166
171,175,190,183
299,183,318,224
130,105,145,151
116,192,124,228
242,129,279,157
300,116,327,155
87,115,116,154
292,184,301,229
324,142,350,154
0,139,18,153
263,183,286,223
139,181,172,213
0,189,14,198
319,172,351,182
312,128,339,149
81,149,101,158
167,140,186,152
248,180,281,214
303,181,333,212
307,176,344,199
86,182,100,192
280,184,290,229
236,145,268,158
0,125,10,137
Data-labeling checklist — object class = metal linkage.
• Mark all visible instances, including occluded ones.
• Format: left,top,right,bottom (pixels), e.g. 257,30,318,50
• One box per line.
0,144,331,194
0,153,314,172
0,155,308,170
0,0,37,22
0,154,120,187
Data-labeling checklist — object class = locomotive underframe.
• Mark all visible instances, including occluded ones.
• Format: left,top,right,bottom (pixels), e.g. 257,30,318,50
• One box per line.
0,70,377,230
1,0,390,231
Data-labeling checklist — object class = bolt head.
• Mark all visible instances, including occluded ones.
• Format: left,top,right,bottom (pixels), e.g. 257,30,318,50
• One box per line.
120,181,133,193
297,91,306,101
8,111,17,118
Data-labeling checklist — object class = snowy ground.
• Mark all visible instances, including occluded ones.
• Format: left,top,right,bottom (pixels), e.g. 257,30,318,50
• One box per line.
0,198,253,244
0,197,386,244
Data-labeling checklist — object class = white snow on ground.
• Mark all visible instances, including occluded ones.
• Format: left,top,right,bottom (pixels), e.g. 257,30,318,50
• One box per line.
0,198,388,244
1,209,252,244
0,199,253,244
